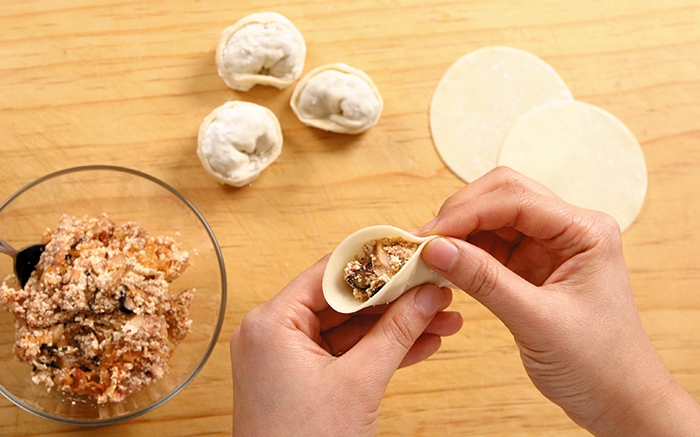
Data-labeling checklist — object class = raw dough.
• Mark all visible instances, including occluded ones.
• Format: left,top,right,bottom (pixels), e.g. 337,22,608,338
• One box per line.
216,12,306,91
197,101,283,187
322,226,451,314
498,101,647,232
290,63,383,134
429,46,573,183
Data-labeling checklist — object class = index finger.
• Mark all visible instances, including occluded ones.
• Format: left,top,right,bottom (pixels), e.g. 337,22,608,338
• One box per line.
436,166,560,217
428,183,599,259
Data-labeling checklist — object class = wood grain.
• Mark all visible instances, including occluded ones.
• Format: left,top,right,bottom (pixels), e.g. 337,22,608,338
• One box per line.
1,0,700,435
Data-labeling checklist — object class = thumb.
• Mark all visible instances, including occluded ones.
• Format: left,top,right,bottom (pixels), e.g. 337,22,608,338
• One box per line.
344,285,445,383
422,237,536,327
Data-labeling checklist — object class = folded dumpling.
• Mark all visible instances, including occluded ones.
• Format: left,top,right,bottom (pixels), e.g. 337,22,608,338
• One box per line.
290,63,383,134
216,12,306,91
323,226,451,314
197,101,283,187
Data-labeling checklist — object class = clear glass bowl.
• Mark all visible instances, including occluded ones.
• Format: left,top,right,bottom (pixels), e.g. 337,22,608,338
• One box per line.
0,165,226,425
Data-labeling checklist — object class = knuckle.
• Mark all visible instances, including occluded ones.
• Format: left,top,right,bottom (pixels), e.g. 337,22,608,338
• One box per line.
237,306,268,339
502,183,531,205
587,211,623,248
492,165,518,178
229,328,239,346
598,212,622,235
499,184,532,215
467,259,499,300
381,312,417,353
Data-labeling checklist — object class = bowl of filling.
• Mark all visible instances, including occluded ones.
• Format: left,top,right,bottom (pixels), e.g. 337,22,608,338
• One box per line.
0,165,226,425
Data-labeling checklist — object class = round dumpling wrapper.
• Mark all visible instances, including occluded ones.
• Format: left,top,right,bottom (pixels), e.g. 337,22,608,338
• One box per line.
498,100,647,232
430,46,573,183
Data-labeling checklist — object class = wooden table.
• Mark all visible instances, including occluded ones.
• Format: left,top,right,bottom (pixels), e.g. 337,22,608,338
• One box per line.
2,0,699,435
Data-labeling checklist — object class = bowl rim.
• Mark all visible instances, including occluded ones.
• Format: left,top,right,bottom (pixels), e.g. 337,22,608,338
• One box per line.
0,165,228,426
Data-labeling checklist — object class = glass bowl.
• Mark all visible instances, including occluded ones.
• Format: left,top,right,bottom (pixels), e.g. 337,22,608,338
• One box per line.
0,165,226,425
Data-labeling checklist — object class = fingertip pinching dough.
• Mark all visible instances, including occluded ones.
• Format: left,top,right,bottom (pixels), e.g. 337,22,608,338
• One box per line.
323,226,451,314
197,101,283,187
290,63,383,134
216,12,306,91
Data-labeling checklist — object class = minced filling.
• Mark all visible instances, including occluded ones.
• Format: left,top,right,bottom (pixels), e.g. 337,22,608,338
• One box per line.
0,213,193,404
343,237,419,302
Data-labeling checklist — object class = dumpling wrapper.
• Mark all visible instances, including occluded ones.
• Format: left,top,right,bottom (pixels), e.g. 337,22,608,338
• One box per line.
498,101,647,232
216,12,306,91
430,46,573,183
197,101,283,187
323,226,452,314
290,63,383,134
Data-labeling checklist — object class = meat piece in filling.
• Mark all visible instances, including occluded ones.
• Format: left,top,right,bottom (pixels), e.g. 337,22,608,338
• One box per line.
343,237,419,302
0,213,193,404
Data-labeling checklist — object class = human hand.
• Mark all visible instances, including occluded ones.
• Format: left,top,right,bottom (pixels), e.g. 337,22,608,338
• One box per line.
419,167,700,436
229,255,463,437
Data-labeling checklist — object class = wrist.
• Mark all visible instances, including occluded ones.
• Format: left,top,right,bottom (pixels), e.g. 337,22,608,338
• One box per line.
585,363,700,436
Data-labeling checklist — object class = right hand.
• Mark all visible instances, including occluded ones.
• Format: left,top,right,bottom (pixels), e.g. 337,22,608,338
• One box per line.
419,167,700,436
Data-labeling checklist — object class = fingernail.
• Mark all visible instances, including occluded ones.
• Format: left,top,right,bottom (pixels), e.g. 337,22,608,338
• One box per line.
419,217,438,235
425,238,459,272
415,286,443,317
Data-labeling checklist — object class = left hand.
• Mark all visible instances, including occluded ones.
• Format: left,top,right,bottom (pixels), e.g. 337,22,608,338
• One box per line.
230,255,463,437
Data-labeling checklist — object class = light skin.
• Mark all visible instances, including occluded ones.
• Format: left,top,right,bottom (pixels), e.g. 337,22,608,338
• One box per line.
229,258,463,436
418,166,700,436
230,167,700,436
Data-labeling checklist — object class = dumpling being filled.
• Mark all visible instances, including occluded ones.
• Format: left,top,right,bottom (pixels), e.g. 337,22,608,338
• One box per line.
290,63,383,134
323,226,452,314
343,237,420,302
216,12,306,91
197,101,283,187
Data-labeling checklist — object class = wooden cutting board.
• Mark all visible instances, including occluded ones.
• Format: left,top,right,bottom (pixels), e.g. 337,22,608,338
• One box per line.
1,0,700,435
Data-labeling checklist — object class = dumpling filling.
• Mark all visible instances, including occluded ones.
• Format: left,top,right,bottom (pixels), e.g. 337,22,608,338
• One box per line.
343,237,419,302
0,214,193,403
